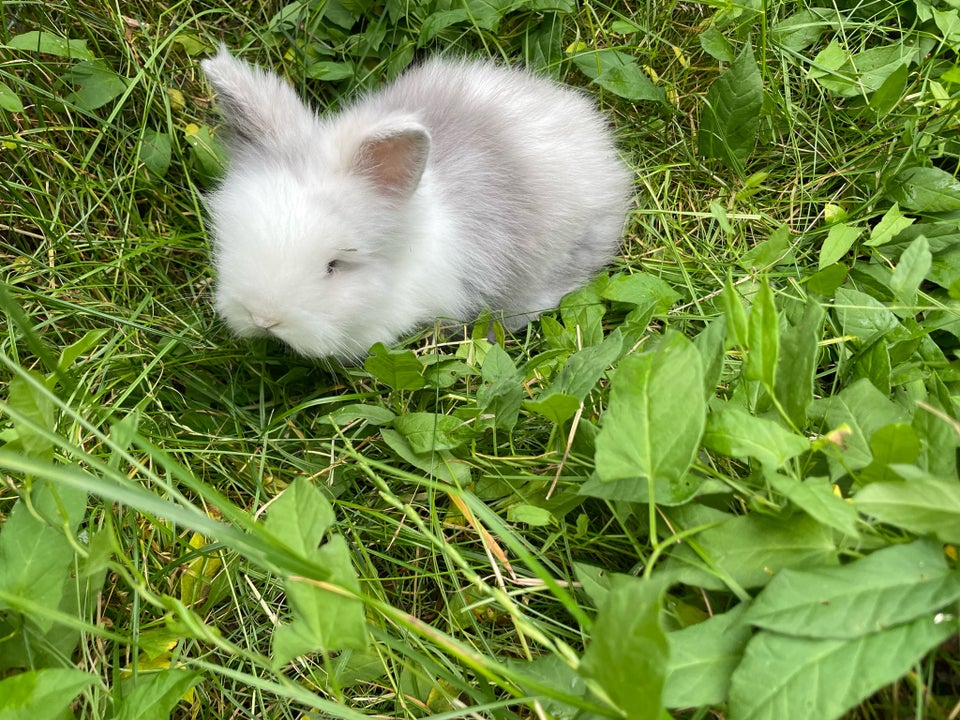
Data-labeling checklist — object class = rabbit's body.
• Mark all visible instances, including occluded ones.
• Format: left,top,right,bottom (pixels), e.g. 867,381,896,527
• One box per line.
202,49,631,359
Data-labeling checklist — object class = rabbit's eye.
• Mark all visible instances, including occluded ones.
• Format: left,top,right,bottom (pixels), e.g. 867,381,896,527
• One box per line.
326,260,338,275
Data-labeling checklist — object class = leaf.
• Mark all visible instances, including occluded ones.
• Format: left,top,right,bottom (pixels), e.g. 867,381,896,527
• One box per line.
594,332,706,505
476,344,523,431
113,669,201,720
666,513,836,591
886,166,960,212
745,276,779,390
61,59,128,111
572,49,666,103
775,297,826,428
890,235,931,306
506,504,554,527
525,330,623,424
722,275,748,348
664,603,751,708
381,429,471,486
0,479,87,632
854,474,960,543
364,343,426,390
744,540,960,638
578,575,668,720
769,475,860,538
0,82,24,113
699,26,736,62
601,273,680,312
0,669,98,720
728,614,957,720
699,43,763,171
704,406,809,468
771,8,840,51
393,412,469,453
7,31,94,59
140,129,172,179
859,423,921,484
833,287,904,342
266,479,366,663
820,379,911,473
818,223,862,270
865,203,914,247
6,370,56,460
737,225,795,271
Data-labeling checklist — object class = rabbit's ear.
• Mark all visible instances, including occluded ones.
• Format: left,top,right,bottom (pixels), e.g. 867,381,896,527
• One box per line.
201,46,314,150
351,119,430,200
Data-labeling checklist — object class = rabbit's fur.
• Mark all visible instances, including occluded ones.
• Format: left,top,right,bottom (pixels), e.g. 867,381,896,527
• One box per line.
201,48,632,359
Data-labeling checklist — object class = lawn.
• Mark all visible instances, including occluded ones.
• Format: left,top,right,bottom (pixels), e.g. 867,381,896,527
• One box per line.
2,0,960,718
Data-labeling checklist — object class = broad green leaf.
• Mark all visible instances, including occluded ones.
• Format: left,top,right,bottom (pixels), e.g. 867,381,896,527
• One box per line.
572,49,666,103
821,379,911,473
506,504,554,527
890,235,931,306
364,343,426,390
699,43,763,171
324,404,396,427
594,332,706,504
579,575,667,720
770,8,840,52
886,166,960,212
0,82,23,112
834,287,903,342
775,298,826,427
559,283,606,347
0,479,87,632
113,669,201,720
865,62,908,117
266,477,335,555
818,223,862,270
393,412,469,453
854,474,960,543
744,540,959,638
804,263,848,296
601,273,680,312
728,614,957,720
809,40,855,95
722,275,748,348
810,41,916,98
695,318,727,401
522,393,580,426
664,603,750,708
477,344,523,431
699,26,735,62
62,59,128,111
769,475,860,538
7,370,56,459
864,203,914,247
381,429,471,485
745,276,779,390
525,330,622,424
303,60,356,81
666,513,836,591
737,225,795,271
140,129,172,179
0,669,98,720
704,406,809,468
266,479,366,663
859,423,921,484
8,31,94,59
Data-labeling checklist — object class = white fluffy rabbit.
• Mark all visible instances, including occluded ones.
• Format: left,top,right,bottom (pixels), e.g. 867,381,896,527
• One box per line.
201,47,632,360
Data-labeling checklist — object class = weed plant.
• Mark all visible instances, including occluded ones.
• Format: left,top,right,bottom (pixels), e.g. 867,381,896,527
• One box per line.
2,0,960,718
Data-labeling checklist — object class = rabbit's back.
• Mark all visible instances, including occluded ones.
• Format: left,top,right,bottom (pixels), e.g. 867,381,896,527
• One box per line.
350,59,632,323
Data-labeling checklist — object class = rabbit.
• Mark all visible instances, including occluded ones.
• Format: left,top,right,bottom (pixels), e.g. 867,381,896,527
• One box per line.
200,47,633,360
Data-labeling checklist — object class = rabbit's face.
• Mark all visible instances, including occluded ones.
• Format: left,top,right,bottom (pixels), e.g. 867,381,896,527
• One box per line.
209,165,400,359
201,47,432,359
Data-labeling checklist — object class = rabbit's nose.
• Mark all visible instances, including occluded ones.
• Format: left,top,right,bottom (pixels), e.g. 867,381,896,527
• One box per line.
251,313,281,331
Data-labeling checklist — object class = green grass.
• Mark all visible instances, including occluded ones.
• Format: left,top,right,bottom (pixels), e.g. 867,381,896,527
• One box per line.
2,0,960,718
